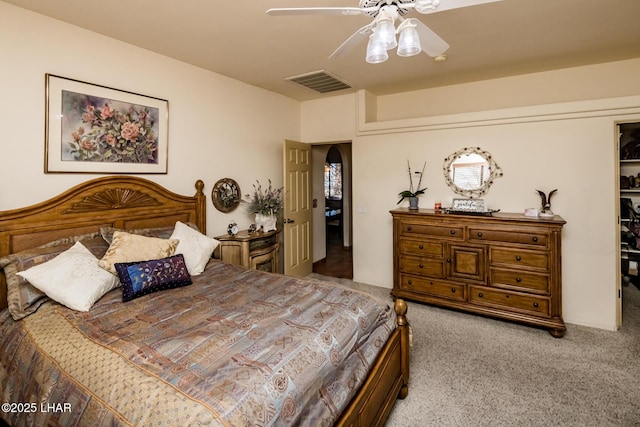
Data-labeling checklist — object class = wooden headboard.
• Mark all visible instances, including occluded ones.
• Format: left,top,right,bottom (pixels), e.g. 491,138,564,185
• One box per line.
0,176,206,311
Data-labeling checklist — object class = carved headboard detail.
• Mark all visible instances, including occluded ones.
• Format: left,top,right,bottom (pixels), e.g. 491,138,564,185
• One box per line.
63,188,162,213
0,176,206,311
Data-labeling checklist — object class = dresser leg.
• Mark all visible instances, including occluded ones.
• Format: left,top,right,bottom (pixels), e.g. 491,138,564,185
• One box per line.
549,328,565,338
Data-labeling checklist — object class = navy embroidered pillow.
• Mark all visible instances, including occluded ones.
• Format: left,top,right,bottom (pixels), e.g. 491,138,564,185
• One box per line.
114,254,192,302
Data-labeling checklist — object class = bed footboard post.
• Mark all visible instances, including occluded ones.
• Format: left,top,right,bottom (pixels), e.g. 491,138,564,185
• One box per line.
394,298,410,399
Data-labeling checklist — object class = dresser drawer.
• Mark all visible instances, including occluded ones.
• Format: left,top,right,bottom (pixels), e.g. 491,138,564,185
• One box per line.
490,247,549,270
469,286,550,317
469,228,548,247
399,256,445,278
401,222,464,240
399,275,465,302
399,238,444,257
490,268,549,294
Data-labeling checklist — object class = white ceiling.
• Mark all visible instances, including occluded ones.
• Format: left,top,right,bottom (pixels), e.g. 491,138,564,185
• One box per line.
5,0,640,101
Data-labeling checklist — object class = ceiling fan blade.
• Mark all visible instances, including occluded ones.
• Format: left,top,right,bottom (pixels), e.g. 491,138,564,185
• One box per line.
266,7,373,16
328,23,375,60
416,0,502,14
413,19,450,57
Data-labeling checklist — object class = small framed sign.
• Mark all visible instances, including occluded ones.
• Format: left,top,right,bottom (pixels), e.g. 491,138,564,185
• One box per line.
452,198,485,212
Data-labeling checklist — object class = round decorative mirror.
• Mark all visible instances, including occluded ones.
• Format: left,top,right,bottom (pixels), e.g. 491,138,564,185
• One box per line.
443,147,503,198
211,178,241,213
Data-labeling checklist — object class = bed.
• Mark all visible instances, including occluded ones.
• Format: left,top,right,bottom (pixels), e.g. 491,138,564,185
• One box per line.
0,176,410,426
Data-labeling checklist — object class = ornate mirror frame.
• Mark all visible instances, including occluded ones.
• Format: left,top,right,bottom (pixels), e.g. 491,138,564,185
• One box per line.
211,178,241,213
443,147,503,198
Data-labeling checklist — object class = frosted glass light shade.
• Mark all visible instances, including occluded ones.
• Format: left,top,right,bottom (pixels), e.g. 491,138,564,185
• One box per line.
375,18,397,50
366,35,388,64
397,23,421,57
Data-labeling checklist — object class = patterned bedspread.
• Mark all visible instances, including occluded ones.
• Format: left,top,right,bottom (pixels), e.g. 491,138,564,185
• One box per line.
0,260,395,426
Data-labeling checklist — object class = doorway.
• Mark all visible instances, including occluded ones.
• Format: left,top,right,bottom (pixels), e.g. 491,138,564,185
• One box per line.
312,143,353,279
618,120,640,328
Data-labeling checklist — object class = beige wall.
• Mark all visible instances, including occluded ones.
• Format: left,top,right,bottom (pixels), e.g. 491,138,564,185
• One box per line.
301,60,640,331
0,1,300,237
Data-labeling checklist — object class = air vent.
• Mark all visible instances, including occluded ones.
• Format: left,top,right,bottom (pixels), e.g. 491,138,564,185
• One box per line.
285,70,351,94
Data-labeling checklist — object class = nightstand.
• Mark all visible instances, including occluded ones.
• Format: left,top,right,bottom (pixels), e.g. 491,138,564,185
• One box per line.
215,229,280,273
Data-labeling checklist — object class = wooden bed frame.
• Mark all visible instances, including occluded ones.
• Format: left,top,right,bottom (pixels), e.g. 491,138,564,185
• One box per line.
0,176,409,426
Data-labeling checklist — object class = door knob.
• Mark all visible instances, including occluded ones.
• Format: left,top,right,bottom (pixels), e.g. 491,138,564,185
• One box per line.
284,218,295,224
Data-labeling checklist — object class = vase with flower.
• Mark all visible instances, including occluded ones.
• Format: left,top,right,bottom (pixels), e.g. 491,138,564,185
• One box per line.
243,179,283,231
397,160,427,210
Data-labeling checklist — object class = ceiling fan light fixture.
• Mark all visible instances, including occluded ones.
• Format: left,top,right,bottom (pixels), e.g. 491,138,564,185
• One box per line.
397,19,421,57
366,34,388,64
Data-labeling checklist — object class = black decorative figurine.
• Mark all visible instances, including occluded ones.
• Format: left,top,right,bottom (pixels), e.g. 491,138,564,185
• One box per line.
536,189,557,216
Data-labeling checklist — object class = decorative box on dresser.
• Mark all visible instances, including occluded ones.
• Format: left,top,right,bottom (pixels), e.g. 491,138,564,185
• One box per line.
390,208,566,337
215,229,280,273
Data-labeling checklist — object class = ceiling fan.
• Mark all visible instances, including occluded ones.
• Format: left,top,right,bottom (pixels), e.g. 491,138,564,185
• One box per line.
267,0,502,64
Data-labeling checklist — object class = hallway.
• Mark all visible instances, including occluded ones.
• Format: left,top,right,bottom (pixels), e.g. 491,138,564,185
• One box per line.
312,232,353,279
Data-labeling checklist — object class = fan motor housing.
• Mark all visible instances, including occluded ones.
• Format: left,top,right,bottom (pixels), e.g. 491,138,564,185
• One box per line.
360,0,413,16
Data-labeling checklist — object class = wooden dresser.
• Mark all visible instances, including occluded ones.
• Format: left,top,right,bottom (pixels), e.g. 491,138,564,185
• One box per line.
390,208,566,337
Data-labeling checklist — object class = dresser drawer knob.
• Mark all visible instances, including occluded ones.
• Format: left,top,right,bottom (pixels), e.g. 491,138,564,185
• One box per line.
515,255,522,261
477,232,483,237
419,244,424,250
450,230,456,235
446,258,451,263
407,279,412,285
419,263,424,268
407,226,412,231
516,277,522,283
532,236,538,242
533,302,539,308
451,288,456,293
478,292,484,298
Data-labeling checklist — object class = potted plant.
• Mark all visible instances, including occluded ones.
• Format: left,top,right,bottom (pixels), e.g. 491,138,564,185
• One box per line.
243,179,283,231
397,160,427,209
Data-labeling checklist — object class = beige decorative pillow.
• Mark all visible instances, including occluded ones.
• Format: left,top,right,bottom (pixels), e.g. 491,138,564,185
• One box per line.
99,231,179,274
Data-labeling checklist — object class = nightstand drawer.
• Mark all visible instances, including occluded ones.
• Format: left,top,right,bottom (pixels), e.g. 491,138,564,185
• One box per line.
490,268,549,294
399,256,445,278
490,247,549,270
469,286,550,317
399,275,465,302
399,238,443,257
250,234,278,251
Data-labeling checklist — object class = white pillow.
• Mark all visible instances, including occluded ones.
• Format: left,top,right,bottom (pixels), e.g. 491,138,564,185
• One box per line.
17,242,119,312
170,221,219,275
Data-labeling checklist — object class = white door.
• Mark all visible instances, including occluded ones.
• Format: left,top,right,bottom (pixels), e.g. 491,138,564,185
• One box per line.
283,140,313,276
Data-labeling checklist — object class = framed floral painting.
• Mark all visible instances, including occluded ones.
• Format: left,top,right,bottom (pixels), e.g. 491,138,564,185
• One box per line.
45,74,168,173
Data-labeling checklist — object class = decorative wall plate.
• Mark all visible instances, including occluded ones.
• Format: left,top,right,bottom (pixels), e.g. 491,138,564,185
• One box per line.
211,178,240,213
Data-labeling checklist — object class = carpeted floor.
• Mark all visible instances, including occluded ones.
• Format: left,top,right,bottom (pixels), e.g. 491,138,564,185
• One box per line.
307,273,640,427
